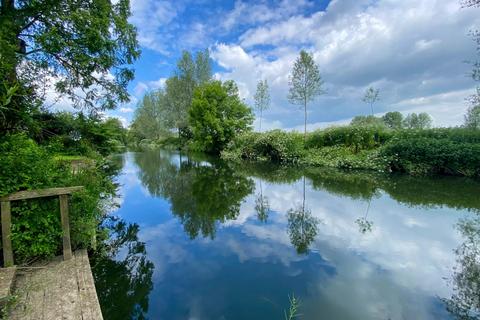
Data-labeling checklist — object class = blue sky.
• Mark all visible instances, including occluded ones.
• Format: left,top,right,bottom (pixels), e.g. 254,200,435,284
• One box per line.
104,0,480,129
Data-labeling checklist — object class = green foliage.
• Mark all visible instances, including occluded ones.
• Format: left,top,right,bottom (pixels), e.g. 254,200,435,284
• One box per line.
222,130,304,163
33,112,127,156
284,294,301,320
464,105,480,129
254,79,270,131
303,146,389,171
350,115,385,127
382,111,404,129
189,80,253,154
403,112,433,129
305,125,393,152
381,136,480,177
0,134,117,262
130,90,171,142
0,0,139,115
288,50,325,137
224,125,480,177
392,127,480,144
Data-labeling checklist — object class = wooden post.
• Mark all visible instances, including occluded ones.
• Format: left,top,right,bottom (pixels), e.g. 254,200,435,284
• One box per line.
1,201,13,267
59,195,72,260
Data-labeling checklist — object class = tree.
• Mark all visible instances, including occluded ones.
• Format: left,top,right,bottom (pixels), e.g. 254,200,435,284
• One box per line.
0,0,139,132
131,90,170,141
403,112,432,129
461,1,480,108
288,50,325,140
350,115,384,127
194,49,212,86
362,87,380,116
464,105,480,129
382,111,404,129
254,79,270,131
189,80,253,154
165,49,212,137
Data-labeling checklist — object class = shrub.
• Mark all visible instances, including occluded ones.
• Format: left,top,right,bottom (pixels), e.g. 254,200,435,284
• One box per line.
381,137,480,177
303,146,388,171
0,134,116,262
222,130,304,163
392,128,480,144
305,125,393,152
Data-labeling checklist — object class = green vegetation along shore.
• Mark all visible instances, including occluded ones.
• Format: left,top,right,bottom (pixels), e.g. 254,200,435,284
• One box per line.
221,126,480,178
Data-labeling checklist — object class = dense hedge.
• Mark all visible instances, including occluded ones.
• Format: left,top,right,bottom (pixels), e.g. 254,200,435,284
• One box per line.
306,125,393,152
381,137,480,177
0,134,117,263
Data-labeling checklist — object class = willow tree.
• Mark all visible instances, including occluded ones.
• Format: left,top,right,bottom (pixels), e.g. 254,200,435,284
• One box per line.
288,50,325,140
254,79,270,131
0,0,139,132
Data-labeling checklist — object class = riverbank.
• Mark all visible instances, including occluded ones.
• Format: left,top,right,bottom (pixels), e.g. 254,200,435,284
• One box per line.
220,126,480,178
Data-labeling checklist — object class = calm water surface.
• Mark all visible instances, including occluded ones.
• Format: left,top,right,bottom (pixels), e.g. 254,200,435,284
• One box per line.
92,150,480,320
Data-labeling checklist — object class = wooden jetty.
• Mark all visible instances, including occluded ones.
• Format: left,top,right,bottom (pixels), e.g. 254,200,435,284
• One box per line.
0,187,103,319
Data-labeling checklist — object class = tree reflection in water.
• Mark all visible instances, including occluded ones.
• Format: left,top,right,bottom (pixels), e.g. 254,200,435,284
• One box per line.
91,217,154,320
255,180,270,223
355,198,374,234
134,150,254,239
287,176,319,254
444,217,480,320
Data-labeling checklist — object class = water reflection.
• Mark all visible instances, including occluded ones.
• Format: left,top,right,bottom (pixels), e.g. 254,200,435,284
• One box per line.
444,218,480,319
92,217,154,320
133,151,254,239
255,180,270,223
355,199,374,234
287,177,320,254
99,150,480,319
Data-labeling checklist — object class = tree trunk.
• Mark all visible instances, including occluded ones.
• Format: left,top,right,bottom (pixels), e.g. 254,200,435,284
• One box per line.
260,109,262,132
304,99,307,142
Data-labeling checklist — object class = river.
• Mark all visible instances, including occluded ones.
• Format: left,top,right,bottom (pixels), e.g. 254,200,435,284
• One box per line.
92,149,480,320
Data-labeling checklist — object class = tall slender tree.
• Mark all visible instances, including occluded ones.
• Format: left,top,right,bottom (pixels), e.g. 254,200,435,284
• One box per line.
288,50,325,140
461,0,480,107
254,79,270,131
362,87,380,116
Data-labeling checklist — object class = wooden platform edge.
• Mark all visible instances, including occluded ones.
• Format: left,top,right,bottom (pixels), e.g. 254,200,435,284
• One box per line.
0,267,16,307
75,249,104,320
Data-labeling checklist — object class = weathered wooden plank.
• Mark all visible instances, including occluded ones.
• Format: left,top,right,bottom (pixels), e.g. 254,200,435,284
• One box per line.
0,186,84,201
59,195,73,260
8,250,103,320
1,201,14,267
0,266,16,307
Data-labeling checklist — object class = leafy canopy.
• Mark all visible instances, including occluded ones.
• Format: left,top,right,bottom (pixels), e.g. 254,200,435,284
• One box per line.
0,0,139,131
189,80,253,154
288,50,325,106
464,105,480,129
382,111,404,129
254,79,270,131
403,112,433,129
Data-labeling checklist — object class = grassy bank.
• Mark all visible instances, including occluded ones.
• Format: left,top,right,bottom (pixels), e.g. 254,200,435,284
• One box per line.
221,126,480,178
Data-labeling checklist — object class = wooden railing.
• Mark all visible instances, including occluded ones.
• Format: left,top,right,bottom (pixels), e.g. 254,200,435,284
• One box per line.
0,186,84,267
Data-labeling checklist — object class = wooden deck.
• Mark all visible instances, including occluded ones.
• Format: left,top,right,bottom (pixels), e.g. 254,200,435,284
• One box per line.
6,250,103,320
